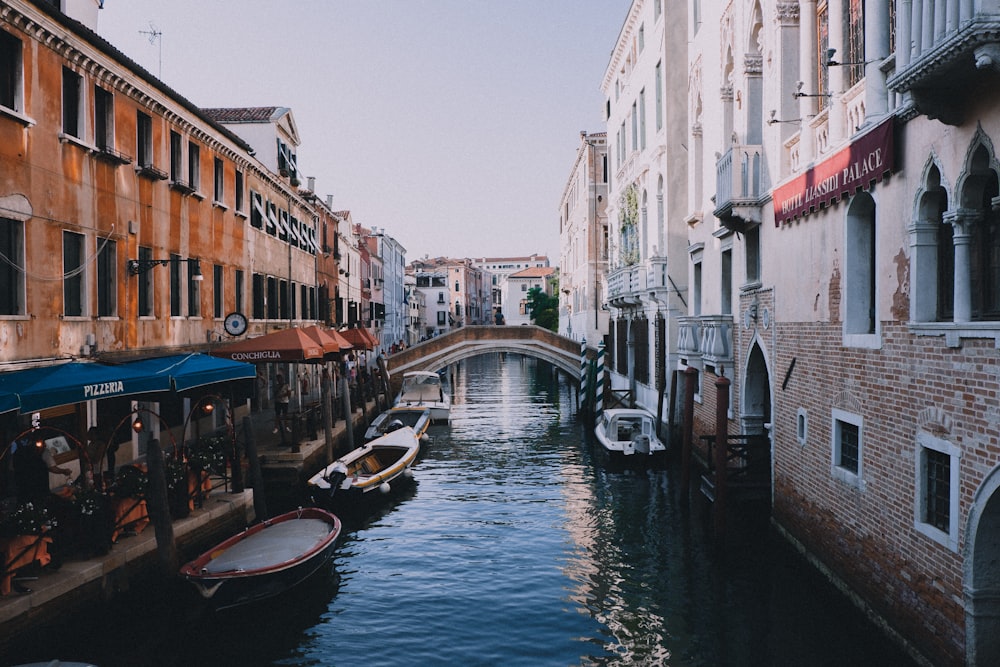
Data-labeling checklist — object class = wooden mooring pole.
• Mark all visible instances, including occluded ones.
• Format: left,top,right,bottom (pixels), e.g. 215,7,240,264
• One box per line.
713,373,731,536
680,366,697,499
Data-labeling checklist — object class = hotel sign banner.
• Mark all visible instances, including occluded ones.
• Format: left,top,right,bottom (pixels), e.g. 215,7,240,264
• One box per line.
772,118,894,226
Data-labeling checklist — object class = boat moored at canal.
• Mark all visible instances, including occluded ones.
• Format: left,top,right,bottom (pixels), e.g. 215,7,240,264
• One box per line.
306,426,421,506
594,408,666,462
394,371,451,423
364,406,433,443
179,507,342,611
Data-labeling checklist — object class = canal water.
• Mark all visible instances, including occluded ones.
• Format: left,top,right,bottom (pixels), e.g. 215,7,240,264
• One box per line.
6,353,918,667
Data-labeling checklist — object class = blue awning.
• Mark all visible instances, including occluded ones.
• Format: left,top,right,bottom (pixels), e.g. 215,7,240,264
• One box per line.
0,361,173,413
120,353,256,392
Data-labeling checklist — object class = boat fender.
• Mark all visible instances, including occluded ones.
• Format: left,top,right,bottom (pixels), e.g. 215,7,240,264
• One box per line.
378,482,391,494
403,467,414,479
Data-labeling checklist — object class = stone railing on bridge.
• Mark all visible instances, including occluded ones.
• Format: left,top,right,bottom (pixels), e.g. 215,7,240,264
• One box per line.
384,325,591,397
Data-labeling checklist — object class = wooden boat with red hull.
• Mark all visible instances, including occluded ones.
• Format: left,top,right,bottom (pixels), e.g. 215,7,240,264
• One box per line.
180,507,341,610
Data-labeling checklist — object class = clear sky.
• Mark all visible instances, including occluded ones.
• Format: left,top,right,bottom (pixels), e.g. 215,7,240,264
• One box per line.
96,1,631,263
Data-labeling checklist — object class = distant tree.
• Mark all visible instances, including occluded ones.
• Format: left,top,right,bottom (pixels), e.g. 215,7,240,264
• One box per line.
527,286,559,332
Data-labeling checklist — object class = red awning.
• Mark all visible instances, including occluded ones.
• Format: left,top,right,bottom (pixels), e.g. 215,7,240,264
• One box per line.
210,328,325,362
301,325,342,359
339,327,374,351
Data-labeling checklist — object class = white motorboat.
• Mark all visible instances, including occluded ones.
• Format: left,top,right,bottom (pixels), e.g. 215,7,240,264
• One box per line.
306,425,421,506
594,408,667,461
364,406,433,443
394,371,451,423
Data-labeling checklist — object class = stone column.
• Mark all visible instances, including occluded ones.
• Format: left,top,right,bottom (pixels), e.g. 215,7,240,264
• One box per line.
945,208,978,324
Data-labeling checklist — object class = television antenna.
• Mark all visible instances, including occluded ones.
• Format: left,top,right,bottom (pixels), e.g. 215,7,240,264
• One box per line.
138,22,162,78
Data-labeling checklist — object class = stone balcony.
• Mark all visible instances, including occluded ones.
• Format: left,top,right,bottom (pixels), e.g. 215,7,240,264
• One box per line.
677,314,734,370
606,256,671,309
713,143,766,232
888,6,1000,125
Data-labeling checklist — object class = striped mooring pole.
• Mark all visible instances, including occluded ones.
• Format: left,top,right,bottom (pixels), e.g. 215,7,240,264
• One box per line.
595,341,606,416
579,337,588,411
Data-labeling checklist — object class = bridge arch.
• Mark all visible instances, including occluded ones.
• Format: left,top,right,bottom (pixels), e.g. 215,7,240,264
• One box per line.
384,326,591,396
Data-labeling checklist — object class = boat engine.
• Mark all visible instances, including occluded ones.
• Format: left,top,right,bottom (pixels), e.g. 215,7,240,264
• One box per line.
632,434,651,455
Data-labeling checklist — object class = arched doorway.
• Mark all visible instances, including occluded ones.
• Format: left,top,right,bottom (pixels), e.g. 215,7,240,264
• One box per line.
741,341,773,499
965,468,1000,666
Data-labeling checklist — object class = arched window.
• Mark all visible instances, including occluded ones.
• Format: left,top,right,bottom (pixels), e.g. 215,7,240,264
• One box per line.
844,193,877,339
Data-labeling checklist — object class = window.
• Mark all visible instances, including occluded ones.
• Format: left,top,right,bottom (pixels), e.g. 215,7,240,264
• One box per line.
845,0,865,87
213,157,224,203
170,253,181,316
250,190,264,229
188,259,201,317
844,193,877,342
96,237,116,317
0,217,24,315
454,281,460,292
252,273,264,319
915,431,960,551
0,30,23,112
267,277,278,319
137,245,153,317
816,1,831,104
832,409,863,486
235,269,245,314
136,111,153,167
721,249,732,315
62,67,83,139
745,225,761,285
235,170,245,213
796,408,808,446
521,284,527,292
654,0,661,20
639,88,646,150
631,102,638,151
437,311,446,326
213,264,223,318
170,131,183,182
279,279,289,319
655,61,663,130
971,199,1000,321
94,86,113,150
638,24,644,52
188,142,200,192
63,231,85,316
693,260,702,316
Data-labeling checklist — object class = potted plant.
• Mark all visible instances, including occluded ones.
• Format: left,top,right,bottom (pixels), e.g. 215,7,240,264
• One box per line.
113,465,148,499
163,455,190,519
70,486,112,556
0,501,55,537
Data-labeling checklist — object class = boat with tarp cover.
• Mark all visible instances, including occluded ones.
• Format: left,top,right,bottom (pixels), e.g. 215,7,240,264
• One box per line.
180,507,341,610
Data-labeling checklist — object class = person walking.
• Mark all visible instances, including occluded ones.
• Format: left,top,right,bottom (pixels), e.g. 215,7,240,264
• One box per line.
273,373,292,433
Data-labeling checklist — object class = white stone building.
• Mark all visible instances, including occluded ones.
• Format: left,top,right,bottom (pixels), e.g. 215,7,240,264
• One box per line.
601,0,688,420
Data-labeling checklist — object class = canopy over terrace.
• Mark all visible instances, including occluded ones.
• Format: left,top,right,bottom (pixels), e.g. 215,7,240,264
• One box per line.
339,327,376,351
0,354,257,415
300,325,352,361
209,328,325,363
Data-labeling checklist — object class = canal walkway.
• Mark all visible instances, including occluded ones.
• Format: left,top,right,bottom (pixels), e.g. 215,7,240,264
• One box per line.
0,396,378,638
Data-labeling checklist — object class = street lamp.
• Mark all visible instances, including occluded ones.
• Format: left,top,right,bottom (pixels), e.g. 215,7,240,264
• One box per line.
126,257,203,280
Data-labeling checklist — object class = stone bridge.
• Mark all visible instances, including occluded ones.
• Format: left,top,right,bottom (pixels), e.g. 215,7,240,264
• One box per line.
384,326,592,396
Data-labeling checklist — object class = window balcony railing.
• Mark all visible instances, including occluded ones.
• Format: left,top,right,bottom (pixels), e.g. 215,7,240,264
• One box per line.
676,314,734,369
888,6,1000,126
713,143,766,231
606,258,673,309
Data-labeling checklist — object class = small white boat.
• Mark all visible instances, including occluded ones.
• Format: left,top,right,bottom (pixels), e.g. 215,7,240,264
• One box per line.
364,406,432,443
307,426,421,506
394,370,450,423
594,408,667,461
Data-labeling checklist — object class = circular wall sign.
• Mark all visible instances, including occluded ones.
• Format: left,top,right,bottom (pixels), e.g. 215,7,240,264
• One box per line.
224,312,248,336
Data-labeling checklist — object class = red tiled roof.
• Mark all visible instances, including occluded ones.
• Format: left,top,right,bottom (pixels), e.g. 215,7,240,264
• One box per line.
509,267,555,279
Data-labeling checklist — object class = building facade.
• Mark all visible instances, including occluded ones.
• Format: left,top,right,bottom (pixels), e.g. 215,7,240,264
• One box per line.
558,131,610,344
0,0,325,478
674,1,1000,665
602,0,688,420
